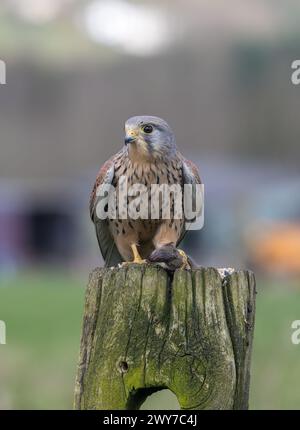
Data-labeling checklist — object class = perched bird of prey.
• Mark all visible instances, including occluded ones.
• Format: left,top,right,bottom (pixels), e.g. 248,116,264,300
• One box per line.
90,116,201,270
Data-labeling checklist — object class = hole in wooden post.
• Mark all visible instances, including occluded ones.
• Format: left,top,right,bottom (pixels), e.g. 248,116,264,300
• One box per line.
126,387,180,410
119,361,129,373
141,388,180,410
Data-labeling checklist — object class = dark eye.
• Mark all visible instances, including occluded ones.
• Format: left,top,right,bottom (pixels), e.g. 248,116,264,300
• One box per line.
142,124,153,134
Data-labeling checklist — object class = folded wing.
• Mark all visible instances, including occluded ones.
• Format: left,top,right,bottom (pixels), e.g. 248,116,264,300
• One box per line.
90,158,123,267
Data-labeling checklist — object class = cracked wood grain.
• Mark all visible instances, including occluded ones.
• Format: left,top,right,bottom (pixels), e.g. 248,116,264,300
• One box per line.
74,266,256,410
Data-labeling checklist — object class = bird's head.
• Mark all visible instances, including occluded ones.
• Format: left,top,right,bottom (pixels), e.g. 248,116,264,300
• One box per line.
124,116,176,162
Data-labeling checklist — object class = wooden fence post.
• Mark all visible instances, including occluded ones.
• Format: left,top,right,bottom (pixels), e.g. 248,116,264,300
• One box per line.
74,265,256,410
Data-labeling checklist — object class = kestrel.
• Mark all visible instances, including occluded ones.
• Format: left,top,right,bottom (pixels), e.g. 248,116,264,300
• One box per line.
90,116,201,270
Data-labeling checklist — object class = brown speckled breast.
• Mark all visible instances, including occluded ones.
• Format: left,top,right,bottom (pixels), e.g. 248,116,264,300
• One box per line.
108,151,184,249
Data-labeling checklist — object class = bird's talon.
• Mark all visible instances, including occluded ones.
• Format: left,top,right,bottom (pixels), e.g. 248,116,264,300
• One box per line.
178,249,190,270
120,244,147,266
121,259,147,267
132,257,148,265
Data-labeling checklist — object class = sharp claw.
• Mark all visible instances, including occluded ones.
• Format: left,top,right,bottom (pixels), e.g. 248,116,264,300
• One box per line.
121,258,147,267
178,250,191,270
121,244,147,266
134,259,147,265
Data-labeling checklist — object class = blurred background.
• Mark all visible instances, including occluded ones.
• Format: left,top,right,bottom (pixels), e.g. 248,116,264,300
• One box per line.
0,0,300,409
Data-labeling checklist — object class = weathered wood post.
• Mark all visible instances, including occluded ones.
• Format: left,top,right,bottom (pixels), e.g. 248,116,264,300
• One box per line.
74,265,256,410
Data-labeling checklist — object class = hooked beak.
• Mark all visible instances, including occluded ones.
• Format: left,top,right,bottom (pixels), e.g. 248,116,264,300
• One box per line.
125,136,136,145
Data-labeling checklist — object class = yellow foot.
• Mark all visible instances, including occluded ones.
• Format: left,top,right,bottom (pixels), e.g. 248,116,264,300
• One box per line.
178,249,191,270
121,244,147,266
121,259,147,267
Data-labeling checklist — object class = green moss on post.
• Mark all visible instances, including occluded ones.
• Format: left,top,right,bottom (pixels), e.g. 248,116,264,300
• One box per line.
74,266,256,410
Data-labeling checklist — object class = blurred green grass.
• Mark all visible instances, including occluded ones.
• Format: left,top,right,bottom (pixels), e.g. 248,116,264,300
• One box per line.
0,272,299,409
250,282,300,409
0,271,84,409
